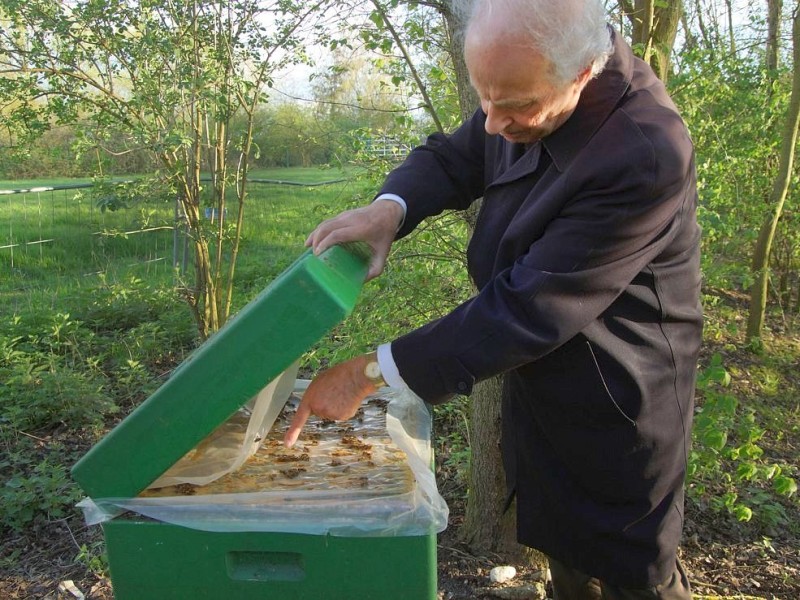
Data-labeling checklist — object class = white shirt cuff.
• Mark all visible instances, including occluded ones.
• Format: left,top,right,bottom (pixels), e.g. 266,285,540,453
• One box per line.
373,194,407,231
377,343,408,389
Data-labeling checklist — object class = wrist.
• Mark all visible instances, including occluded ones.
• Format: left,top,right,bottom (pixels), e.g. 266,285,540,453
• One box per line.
372,198,406,231
363,351,387,389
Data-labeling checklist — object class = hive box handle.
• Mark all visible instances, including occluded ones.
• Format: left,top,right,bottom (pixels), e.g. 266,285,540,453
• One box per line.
226,550,305,582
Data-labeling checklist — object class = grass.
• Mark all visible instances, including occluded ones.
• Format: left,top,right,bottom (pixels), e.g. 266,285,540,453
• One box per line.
0,177,98,190
247,165,365,183
0,167,374,314
0,164,470,372
0,166,364,190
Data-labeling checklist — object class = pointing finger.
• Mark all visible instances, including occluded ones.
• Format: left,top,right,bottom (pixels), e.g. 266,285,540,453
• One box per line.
284,401,312,448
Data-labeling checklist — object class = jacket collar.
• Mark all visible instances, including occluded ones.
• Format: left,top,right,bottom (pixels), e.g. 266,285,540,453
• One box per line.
542,27,633,172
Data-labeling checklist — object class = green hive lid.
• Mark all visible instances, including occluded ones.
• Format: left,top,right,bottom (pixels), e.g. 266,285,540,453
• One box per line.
72,243,370,501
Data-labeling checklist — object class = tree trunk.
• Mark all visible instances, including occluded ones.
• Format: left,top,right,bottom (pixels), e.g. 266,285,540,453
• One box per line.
459,376,545,565
624,0,683,82
767,0,783,73
795,279,800,314
767,0,783,100
725,0,737,54
694,0,712,49
442,3,479,122
679,3,698,51
746,2,800,342
439,1,544,568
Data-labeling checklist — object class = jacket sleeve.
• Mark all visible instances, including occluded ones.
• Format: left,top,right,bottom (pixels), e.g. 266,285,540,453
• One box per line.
377,109,488,238
390,110,699,404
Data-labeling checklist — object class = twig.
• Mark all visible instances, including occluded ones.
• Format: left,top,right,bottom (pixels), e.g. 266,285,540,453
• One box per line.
690,578,730,592
56,518,83,552
19,430,48,442
438,543,492,564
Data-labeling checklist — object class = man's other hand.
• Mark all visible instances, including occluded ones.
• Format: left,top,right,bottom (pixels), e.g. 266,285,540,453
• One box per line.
305,200,403,281
284,354,377,448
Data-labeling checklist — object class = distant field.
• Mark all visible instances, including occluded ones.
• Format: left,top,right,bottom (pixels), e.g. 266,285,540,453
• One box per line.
0,177,97,190
247,165,365,182
0,167,373,313
0,166,363,190
0,164,469,369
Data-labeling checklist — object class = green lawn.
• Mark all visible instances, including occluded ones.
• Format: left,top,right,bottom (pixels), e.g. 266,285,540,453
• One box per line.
0,177,97,190
0,166,469,367
0,166,362,191
0,169,371,302
247,165,366,183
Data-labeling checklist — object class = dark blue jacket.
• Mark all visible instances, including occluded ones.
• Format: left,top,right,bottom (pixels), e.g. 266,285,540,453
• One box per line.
379,30,702,586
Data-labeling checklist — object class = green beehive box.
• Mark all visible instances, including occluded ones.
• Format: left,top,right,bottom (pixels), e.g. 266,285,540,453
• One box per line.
72,243,439,600
101,519,436,600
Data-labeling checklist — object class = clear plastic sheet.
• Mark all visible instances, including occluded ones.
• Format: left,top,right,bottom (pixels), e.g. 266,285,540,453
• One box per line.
147,362,300,489
77,384,449,537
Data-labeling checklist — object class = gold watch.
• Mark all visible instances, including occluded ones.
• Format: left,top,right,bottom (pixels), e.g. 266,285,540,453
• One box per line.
364,352,387,388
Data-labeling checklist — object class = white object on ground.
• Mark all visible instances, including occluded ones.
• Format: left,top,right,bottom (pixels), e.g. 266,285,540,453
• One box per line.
58,580,85,600
490,565,518,584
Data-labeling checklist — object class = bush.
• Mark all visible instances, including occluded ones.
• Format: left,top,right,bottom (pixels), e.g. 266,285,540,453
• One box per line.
0,443,83,532
688,353,798,529
0,358,115,433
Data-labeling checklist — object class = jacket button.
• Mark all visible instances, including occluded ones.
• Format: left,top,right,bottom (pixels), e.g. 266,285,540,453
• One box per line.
457,381,468,393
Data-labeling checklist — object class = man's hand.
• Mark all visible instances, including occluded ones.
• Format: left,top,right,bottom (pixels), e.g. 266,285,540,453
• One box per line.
284,354,378,448
306,199,403,281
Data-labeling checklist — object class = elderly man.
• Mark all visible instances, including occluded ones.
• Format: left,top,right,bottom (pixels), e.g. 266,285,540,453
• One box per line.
285,1,702,597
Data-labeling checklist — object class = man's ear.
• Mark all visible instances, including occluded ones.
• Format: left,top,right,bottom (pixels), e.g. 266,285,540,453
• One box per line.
576,66,593,86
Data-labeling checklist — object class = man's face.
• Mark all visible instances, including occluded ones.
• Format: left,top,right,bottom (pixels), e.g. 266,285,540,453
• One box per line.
465,38,591,144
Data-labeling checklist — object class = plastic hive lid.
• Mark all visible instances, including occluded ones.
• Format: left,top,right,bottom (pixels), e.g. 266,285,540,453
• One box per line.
72,243,370,501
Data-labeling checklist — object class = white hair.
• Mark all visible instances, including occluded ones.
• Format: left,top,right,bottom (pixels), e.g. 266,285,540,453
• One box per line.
457,0,613,84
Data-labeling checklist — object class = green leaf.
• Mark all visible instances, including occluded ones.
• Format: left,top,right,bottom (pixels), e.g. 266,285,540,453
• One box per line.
368,10,383,28
733,504,753,522
702,429,727,451
736,462,757,481
693,413,712,431
741,443,764,460
717,393,738,415
774,476,797,497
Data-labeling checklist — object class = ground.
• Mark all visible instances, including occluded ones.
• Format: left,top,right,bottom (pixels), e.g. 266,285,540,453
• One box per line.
2,442,797,600
1,300,799,599
434,493,800,600
1,491,798,599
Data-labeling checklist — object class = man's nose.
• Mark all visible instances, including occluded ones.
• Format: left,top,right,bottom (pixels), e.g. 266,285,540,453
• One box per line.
483,103,511,135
